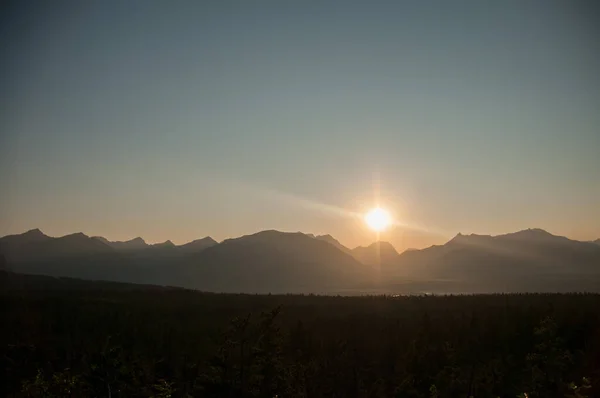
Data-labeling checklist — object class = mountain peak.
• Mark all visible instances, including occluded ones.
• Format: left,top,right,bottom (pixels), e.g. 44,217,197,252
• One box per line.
447,232,494,246
154,240,175,247
369,241,398,253
317,234,335,240
0,228,51,245
352,241,399,265
191,236,217,243
21,228,50,241
315,234,340,245
63,232,89,239
500,228,558,241
448,233,466,244
25,228,46,237
235,230,307,243
179,236,218,252
92,236,147,250
519,228,552,235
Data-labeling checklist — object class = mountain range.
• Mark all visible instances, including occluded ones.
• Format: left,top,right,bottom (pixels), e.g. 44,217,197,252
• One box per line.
1,228,599,294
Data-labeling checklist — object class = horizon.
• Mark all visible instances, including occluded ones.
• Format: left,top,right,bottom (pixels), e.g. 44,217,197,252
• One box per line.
1,1,599,251
3,225,597,251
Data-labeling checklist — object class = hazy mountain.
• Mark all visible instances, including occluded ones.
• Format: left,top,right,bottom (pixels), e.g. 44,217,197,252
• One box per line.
592,239,600,246
93,236,148,250
352,241,400,266
151,240,175,248
1,227,599,294
314,234,352,254
0,230,161,286
0,228,51,246
181,230,372,293
0,230,113,262
386,228,600,293
178,237,218,253
134,240,179,259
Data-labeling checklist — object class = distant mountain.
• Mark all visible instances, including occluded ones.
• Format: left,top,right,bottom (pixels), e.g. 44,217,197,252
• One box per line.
387,228,600,293
592,239,600,246
178,237,218,253
151,240,175,248
314,234,352,254
93,236,148,250
0,228,51,246
0,230,113,262
33,233,113,259
1,227,599,294
352,241,400,266
182,230,372,293
138,240,178,258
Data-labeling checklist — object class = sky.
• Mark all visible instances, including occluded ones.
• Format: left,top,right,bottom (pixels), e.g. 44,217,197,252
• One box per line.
1,0,599,250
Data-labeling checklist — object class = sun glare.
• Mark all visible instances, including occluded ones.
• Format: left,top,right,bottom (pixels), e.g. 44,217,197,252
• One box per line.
364,207,392,232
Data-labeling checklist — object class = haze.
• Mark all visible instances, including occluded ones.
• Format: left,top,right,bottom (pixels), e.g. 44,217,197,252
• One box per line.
1,0,599,251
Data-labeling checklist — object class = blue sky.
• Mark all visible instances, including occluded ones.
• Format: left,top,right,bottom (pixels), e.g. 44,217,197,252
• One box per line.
1,0,599,249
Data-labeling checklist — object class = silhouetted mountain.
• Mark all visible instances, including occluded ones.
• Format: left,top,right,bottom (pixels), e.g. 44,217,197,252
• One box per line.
93,236,148,250
592,239,600,246
314,234,352,254
35,233,113,258
181,230,372,293
178,237,218,253
1,228,599,294
0,231,113,263
0,228,51,246
151,240,175,248
134,240,179,259
386,228,600,293
352,241,400,266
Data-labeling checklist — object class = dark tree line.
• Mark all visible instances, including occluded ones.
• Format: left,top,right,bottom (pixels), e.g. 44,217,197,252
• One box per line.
1,273,599,397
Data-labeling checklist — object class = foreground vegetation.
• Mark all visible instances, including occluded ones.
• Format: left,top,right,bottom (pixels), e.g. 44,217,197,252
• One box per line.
1,272,599,397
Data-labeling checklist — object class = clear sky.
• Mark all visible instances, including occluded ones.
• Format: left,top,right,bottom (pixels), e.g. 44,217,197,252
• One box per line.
1,0,599,250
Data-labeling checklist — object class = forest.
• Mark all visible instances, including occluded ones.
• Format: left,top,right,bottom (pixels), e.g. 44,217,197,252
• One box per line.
1,272,599,397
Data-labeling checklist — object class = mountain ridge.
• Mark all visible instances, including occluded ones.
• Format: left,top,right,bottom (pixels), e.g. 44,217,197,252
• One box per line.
1,227,599,294
93,236,148,250
5,227,595,255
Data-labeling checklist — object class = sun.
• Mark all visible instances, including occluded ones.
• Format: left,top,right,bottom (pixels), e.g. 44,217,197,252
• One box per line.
364,207,392,232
